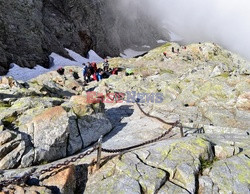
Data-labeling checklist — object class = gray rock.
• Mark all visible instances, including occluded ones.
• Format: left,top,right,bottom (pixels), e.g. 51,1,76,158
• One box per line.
30,106,70,164
67,117,83,155
158,181,190,194
0,139,26,169
208,152,250,194
78,113,112,147
0,139,20,161
214,144,240,159
198,176,219,194
85,137,214,193
0,130,16,145
20,148,34,168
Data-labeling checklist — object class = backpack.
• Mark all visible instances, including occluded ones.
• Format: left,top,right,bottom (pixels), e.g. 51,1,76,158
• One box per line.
57,67,65,75
112,68,118,75
73,72,79,79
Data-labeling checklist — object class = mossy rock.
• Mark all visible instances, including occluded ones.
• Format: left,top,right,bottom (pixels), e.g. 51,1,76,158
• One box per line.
0,101,11,108
160,68,174,75
2,113,18,127
200,157,219,172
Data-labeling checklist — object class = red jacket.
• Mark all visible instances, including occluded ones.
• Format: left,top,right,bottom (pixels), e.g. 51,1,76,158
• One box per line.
91,62,97,73
93,73,98,81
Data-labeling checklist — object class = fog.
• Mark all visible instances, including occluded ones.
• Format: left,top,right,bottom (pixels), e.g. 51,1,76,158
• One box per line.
115,0,250,60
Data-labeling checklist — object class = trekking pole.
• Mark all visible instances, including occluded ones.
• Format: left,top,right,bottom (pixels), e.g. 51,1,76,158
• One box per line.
96,136,103,170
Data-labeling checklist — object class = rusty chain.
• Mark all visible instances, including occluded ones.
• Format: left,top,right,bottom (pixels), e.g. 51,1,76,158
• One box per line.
101,123,178,153
0,101,182,189
0,147,97,189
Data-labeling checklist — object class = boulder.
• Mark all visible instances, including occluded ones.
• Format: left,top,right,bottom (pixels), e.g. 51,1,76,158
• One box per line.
78,113,112,147
0,130,16,146
41,165,76,194
206,152,250,194
0,132,30,170
24,106,69,164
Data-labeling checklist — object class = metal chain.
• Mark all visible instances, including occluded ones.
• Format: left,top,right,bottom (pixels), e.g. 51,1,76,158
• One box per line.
101,123,178,153
0,101,181,189
135,102,178,126
0,147,97,189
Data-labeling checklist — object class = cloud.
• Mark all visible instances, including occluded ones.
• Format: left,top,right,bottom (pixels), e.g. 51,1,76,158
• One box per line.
115,0,250,60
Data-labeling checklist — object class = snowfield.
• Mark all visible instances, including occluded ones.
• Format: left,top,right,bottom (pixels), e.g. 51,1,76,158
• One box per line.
0,49,103,81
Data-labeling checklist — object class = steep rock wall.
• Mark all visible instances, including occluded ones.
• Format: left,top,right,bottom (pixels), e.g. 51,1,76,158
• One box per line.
0,0,166,75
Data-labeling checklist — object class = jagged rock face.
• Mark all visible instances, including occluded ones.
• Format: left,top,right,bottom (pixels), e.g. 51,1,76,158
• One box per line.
0,0,166,75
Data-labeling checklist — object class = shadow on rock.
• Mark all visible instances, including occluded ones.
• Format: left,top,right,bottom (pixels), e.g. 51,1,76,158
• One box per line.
103,105,134,142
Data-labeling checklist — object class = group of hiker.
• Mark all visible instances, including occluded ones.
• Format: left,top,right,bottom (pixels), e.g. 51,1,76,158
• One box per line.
163,46,188,59
82,59,119,83
56,58,134,84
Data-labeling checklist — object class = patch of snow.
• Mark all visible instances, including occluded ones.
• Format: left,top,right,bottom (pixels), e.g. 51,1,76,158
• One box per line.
0,64,49,82
157,40,167,44
87,50,104,62
120,49,147,58
65,48,103,64
0,49,103,81
50,52,80,67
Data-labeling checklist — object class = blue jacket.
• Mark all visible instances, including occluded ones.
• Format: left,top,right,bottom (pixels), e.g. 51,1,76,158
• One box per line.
97,73,102,81
83,66,87,75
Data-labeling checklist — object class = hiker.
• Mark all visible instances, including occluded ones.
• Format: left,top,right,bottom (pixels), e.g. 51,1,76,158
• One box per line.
93,72,98,81
82,63,88,81
163,51,172,59
103,58,109,72
97,70,103,81
177,48,180,53
172,47,175,53
91,62,97,73
57,67,65,75
86,66,92,83
83,62,93,83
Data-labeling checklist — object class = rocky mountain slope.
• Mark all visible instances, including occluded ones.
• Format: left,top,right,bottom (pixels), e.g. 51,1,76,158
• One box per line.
0,0,166,75
0,42,249,193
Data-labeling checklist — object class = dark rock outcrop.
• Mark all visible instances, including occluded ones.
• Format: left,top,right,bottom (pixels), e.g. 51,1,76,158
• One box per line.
0,0,167,75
